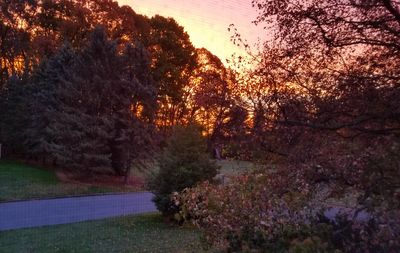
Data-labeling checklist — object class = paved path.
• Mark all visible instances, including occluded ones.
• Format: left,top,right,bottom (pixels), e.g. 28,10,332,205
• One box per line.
0,192,157,231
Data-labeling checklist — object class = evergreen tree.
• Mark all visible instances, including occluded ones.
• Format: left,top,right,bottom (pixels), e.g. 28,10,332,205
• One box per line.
61,27,120,173
21,27,157,176
0,76,30,157
109,41,157,178
149,124,219,217
24,44,77,164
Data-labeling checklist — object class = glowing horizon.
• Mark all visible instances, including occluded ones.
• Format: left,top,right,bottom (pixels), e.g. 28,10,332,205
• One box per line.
118,0,264,66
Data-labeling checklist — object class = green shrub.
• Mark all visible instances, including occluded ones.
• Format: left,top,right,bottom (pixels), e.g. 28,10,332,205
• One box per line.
149,124,219,217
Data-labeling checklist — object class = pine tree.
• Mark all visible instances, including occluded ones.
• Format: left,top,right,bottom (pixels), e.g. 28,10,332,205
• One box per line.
22,27,157,175
0,76,31,156
149,124,219,216
24,44,77,164
110,41,157,178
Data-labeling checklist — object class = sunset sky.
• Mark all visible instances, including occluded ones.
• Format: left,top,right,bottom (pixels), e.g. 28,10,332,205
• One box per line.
118,0,264,65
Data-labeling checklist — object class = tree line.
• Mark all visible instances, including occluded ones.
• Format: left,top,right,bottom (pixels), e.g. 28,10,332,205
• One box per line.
0,0,250,176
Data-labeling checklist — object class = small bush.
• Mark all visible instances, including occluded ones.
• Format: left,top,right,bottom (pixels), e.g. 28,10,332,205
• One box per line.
149,124,219,217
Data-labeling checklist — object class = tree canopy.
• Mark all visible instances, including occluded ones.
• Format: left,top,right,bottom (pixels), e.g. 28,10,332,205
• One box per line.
0,0,244,169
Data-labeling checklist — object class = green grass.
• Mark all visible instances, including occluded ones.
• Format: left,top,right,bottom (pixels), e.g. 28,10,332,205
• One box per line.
0,160,129,202
0,158,261,202
0,213,204,253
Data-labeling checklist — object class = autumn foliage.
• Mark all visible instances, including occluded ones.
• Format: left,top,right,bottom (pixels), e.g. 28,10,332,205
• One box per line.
177,168,400,252
174,0,400,252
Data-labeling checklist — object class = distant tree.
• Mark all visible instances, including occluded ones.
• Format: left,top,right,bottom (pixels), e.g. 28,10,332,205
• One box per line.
0,0,147,90
0,0,35,88
190,48,247,157
144,15,198,129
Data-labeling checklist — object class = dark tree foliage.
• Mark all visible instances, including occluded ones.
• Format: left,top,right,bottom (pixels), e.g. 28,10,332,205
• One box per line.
18,27,156,176
0,0,233,138
248,0,400,137
149,124,219,217
0,0,250,183
110,40,157,178
247,0,400,188
24,44,77,164
225,0,400,250
0,0,146,89
0,76,30,156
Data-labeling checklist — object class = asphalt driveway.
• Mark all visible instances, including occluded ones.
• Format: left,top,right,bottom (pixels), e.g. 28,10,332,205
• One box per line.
0,192,156,231
0,190,370,232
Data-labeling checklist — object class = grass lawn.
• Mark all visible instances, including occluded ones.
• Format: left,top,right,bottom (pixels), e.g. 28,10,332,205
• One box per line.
216,159,263,176
0,158,259,202
0,213,204,253
0,158,263,202
0,160,134,202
